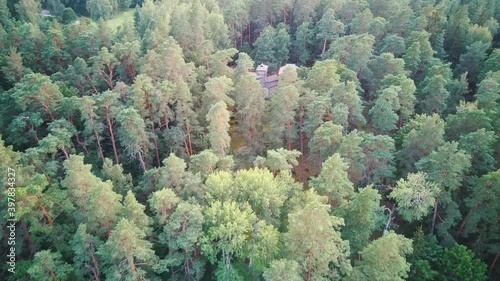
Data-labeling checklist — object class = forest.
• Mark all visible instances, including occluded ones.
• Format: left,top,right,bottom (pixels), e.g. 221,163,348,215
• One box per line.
0,0,499,280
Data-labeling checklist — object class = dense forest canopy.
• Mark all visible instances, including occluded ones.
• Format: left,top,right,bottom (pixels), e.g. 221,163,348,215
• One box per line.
0,0,499,280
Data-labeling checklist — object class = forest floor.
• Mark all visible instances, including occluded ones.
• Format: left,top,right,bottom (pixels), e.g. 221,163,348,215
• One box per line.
107,9,134,30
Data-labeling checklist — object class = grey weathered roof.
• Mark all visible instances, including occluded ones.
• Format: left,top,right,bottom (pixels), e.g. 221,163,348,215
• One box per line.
40,9,53,17
256,63,269,75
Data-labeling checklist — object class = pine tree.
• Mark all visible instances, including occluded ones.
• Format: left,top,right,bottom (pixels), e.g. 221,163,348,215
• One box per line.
71,224,103,281
459,129,496,175
389,172,440,222
454,41,490,86
326,33,375,74
85,180,122,237
361,133,396,184
337,130,365,184
253,25,277,68
334,185,384,254
148,188,180,225
370,86,401,134
274,23,291,67
263,259,302,281
62,155,101,212
117,108,151,171
98,218,158,280
416,142,471,236
331,81,366,127
206,101,231,157
480,49,500,80
86,0,113,19
285,190,352,280
13,73,63,121
233,73,265,159
122,191,151,235
95,91,122,164
264,84,300,149
309,153,354,205
202,76,235,121
28,250,73,281
155,201,205,280
173,78,198,156
305,59,341,93
79,96,105,162
363,52,406,101
292,22,313,65
1,48,30,84
398,114,445,174
15,0,39,23
460,170,500,274
201,201,256,279
253,148,301,175
317,8,344,55
380,74,417,126
308,121,343,168
349,231,413,281
437,245,487,281
445,101,492,141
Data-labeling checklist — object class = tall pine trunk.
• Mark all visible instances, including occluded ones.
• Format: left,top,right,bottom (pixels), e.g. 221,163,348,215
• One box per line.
299,106,305,183
106,114,120,164
431,197,439,234
90,115,105,162
489,252,499,277
137,151,147,171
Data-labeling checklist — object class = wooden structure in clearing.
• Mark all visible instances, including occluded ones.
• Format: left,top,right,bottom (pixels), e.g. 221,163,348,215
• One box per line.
252,63,297,99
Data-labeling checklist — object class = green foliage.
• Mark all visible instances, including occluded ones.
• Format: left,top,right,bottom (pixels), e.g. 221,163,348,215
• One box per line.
263,259,302,281
445,102,492,141
317,8,344,54
28,250,73,281
62,8,78,24
201,200,256,273
86,0,114,20
370,86,401,134
350,231,413,281
309,153,354,204
149,188,180,225
206,101,231,157
292,22,313,65
416,141,471,192
117,107,150,170
326,33,375,74
0,2,498,280
274,23,291,67
437,244,487,281
461,170,500,259
361,133,396,183
458,129,496,175
155,201,205,279
98,218,158,280
335,185,384,254
285,191,352,280
253,25,277,68
264,83,300,148
398,114,445,174
254,148,301,173
308,121,343,165
390,172,440,222
408,229,443,281
305,59,340,93
70,224,103,280
122,191,151,234
15,0,39,23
